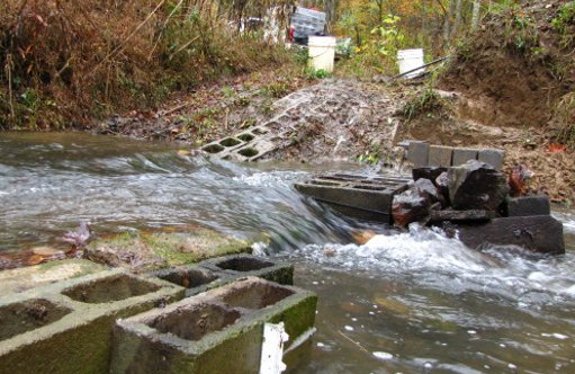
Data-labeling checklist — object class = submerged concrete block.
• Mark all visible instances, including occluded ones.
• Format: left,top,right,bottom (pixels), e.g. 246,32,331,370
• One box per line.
477,149,505,170
457,215,565,254
428,145,453,167
295,174,410,223
506,195,551,217
110,277,317,374
407,141,429,168
0,270,184,374
452,148,478,166
200,254,294,286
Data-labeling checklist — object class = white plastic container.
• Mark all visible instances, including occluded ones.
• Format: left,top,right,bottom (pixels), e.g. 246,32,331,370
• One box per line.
397,49,424,78
308,36,337,73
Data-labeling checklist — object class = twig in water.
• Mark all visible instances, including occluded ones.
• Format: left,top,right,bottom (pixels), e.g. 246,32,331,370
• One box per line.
338,330,370,354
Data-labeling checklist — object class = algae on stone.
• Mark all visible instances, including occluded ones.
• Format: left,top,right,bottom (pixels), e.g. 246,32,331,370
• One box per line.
85,228,251,272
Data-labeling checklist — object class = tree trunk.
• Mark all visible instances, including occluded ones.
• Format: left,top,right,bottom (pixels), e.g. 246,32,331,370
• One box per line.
444,0,457,44
454,0,463,35
471,0,481,31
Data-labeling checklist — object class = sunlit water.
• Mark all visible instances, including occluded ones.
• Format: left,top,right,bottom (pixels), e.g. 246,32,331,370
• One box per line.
1,132,575,373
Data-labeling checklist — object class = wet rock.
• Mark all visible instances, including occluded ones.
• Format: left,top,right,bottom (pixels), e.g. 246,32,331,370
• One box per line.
391,179,439,227
435,171,451,206
457,215,565,254
430,209,495,223
506,195,550,217
448,160,509,211
412,167,447,185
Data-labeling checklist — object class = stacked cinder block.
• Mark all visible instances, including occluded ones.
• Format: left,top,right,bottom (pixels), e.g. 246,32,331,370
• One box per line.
110,277,318,374
0,270,184,374
404,140,505,170
149,254,294,297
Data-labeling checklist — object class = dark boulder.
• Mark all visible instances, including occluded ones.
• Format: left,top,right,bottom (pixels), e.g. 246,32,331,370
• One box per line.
448,160,509,211
457,215,565,255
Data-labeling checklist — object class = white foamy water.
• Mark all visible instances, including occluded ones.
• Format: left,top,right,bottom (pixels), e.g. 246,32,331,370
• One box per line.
292,224,575,304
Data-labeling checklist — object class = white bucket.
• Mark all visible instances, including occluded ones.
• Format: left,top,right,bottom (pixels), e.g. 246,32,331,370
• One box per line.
308,36,337,73
397,49,424,78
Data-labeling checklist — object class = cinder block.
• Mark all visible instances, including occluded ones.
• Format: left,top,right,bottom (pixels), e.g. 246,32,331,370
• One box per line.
0,270,184,374
452,148,478,166
200,254,294,286
110,277,317,374
428,145,453,167
478,149,505,170
150,265,232,297
294,174,410,223
407,141,429,167
507,195,551,217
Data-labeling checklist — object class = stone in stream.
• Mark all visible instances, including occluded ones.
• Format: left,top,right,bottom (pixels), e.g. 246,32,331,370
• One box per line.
448,160,509,211
392,179,441,227
429,209,495,223
456,215,565,255
506,195,551,217
412,167,448,185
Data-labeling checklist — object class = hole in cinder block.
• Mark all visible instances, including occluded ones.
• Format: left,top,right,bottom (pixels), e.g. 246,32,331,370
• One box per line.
158,268,219,289
62,274,160,304
309,180,340,187
251,127,268,135
202,144,225,154
149,303,240,341
220,138,241,147
237,133,255,142
0,299,72,341
222,281,294,310
352,185,387,191
238,148,258,158
216,257,274,272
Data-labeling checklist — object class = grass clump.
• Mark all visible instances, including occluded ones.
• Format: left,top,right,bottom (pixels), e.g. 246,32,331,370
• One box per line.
400,87,445,121
554,92,575,148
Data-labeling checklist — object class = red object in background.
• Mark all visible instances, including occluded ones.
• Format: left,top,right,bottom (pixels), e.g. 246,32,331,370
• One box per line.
546,143,566,153
288,25,295,42
508,164,532,197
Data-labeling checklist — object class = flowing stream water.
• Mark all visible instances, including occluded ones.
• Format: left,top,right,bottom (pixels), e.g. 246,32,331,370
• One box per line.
1,132,574,373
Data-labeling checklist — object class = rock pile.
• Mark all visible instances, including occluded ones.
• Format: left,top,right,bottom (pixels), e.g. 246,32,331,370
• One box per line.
392,160,564,254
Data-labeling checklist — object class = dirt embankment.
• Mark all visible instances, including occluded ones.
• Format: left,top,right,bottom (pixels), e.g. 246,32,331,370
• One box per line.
401,0,575,204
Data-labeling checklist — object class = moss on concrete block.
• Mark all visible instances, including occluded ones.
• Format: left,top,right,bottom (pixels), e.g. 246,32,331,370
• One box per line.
0,259,108,295
85,227,251,272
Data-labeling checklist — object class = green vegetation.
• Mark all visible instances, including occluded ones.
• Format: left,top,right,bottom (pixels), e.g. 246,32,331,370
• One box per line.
552,1,575,47
555,92,575,148
401,87,444,121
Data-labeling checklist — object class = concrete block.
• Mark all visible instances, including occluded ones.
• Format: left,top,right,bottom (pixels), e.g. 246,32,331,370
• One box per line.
0,259,107,295
507,195,551,217
294,174,410,223
451,148,478,166
457,215,564,255
0,270,184,374
200,254,294,286
477,149,505,170
110,277,317,374
407,141,429,167
428,145,453,167
150,265,232,297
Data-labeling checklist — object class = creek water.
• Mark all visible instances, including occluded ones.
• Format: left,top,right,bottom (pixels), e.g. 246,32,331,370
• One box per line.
1,132,574,373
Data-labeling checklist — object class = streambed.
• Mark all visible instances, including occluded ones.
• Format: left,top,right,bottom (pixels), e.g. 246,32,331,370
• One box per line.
1,132,574,373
